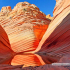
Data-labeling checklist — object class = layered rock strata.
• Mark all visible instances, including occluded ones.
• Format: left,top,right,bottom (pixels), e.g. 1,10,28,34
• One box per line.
34,0,70,58
46,14,53,20
0,0,70,69
0,25,14,64
0,64,69,70
0,2,51,53
11,53,58,67
11,53,45,67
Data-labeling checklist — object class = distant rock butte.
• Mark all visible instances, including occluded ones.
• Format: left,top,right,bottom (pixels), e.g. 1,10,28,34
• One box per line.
46,14,53,20
0,2,51,53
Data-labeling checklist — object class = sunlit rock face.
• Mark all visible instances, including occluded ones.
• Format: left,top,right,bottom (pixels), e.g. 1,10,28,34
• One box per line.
35,0,70,57
11,53,45,67
46,14,53,20
11,53,58,67
53,0,70,17
1,6,12,13
0,0,70,70
0,2,51,53
0,25,14,64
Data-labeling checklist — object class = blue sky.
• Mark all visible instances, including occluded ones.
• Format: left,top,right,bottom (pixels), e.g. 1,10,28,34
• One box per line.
0,0,56,16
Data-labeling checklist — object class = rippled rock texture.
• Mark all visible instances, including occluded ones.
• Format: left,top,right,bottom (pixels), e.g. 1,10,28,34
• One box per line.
0,0,70,70
0,25,14,64
35,0,70,58
0,2,51,53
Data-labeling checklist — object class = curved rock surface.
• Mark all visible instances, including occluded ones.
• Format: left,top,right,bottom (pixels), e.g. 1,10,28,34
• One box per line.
0,25,14,64
0,2,51,53
0,0,70,70
34,0,70,58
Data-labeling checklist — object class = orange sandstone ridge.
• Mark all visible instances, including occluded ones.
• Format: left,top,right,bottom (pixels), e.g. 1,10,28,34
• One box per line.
0,2,51,53
46,14,53,20
35,0,70,57
0,0,70,70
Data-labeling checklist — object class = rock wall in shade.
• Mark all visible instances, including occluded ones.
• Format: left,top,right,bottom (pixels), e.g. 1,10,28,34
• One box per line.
0,25,14,64
34,0,70,58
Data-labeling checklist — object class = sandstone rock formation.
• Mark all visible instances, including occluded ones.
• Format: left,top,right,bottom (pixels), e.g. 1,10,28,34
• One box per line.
11,53,45,67
59,54,70,63
46,14,53,20
11,53,59,67
0,25,14,64
0,64,69,70
0,2,51,53
0,64,23,70
22,64,69,70
33,0,70,58
0,0,70,70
